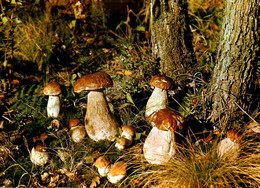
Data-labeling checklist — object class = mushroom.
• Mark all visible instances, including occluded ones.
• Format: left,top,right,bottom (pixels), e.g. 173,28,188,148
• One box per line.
43,83,62,118
73,72,119,142
68,118,86,143
115,137,128,150
107,161,127,184
94,156,111,177
145,75,174,118
121,125,135,146
143,108,184,165
217,129,242,160
115,125,135,150
30,143,49,166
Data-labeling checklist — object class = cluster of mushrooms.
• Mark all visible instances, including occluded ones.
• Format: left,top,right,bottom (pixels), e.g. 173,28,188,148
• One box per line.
30,72,244,184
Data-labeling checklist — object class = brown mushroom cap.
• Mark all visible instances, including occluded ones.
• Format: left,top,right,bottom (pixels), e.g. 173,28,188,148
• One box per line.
122,125,135,137
150,75,174,90
35,144,47,152
68,118,82,128
43,83,62,95
148,108,184,132
94,156,111,168
108,161,127,176
227,129,242,143
73,72,113,93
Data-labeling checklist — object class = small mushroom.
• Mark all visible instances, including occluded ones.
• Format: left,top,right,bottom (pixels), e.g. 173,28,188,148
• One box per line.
107,161,127,184
121,125,135,146
115,137,128,150
68,119,86,143
217,129,242,160
115,126,135,150
145,75,174,118
30,144,49,166
43,83,62,118
73,72,119,142
143,108,184,165
94,156,111,177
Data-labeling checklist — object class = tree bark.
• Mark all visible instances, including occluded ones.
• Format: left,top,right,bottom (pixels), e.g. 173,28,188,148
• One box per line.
208,0,259,130
150,0,196,77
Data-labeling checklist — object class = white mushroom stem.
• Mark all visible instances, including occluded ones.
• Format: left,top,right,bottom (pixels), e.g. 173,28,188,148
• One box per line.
85,90,119,142
143,126,176,165
97,165,111,177
217,137,240,160
47,95,60,118
108,173,126,184
30,147,49,166
145,87,168,118
70,126,86,143
121,131,133,142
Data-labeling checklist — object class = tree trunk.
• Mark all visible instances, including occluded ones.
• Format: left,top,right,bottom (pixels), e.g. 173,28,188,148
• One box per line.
208,0,259,130
150,0,196,77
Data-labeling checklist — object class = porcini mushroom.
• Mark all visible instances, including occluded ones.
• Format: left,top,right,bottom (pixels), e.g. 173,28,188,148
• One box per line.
143,108,184,165
68,118,86,143
145,75,174,118
94,156,111,177
115,137,128,150
73,72,119,142
217,129,242,160
121,125,135,146
115,126,135,150
30,144,49,166
107,161,127,184
43,83,62,118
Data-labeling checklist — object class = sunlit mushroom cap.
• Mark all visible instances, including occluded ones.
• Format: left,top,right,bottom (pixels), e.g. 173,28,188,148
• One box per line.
227,129,242,143
68,118,82,128
150,75,174,90
94,156,111,168
108,161,127,177
43,83,62,95
122,125,135,137
148,108,184,131
73,72,113,93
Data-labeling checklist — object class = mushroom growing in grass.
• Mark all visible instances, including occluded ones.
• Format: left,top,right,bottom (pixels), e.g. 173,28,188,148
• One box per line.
217,129,242,160
145,75,174,118
115,125,135,150
30,143,49,166
43,83,62,118
143,108,184,165
68,118,86,143
121,125,135,145
115,137,128,150
94,156,111,177
107,161,127,184
73,72,119,142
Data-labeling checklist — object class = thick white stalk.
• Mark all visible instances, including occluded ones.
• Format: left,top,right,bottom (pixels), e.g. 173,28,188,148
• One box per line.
47,95,60,118
85,90,119,141
217,137,240,160
145,87,168,118
143,126,176,165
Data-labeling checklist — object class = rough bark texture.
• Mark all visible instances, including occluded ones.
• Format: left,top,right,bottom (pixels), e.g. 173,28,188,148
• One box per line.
150,0,196,76
209,0,259,129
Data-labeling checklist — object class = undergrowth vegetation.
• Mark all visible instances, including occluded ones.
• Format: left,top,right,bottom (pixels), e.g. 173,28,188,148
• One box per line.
0,0,259,187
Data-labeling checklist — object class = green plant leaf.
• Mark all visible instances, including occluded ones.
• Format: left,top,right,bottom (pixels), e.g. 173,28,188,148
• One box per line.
119,103,131,109
1,16,8,24
126,93,134,104
135,25,145,32
108,103,114,114
69,20,76,29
